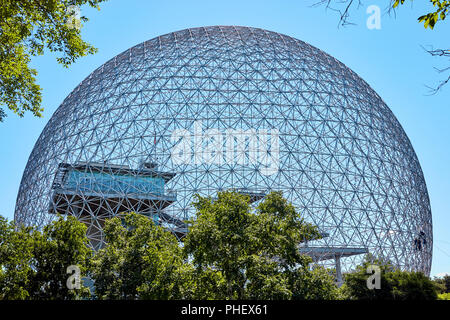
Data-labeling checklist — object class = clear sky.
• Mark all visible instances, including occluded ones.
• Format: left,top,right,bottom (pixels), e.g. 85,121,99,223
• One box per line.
0,0,448,276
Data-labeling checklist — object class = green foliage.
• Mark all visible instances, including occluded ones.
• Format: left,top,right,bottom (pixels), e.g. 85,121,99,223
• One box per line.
28,215,92,299
288,267,345,300
433,274,450,293
438,292,450,300
0,215,92,300
184,191,339,300
393,0,450,29
174,265,227,300
2,192,442,300
0,216,35,299
90,213,186,299
0,0,107,122
341,255,438,300
440,274,450,292
418,0,449,29
3,191,339,300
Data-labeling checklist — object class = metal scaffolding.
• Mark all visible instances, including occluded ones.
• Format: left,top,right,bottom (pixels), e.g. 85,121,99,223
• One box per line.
14,26,432,274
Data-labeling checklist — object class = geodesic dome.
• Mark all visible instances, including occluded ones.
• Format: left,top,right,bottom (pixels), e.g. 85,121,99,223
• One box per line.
15,26,432,274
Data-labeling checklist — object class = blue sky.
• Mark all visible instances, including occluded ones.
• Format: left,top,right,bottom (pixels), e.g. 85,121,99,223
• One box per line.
0,0,448,276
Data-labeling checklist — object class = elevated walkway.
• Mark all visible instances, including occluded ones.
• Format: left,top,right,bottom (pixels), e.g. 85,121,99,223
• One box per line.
299,245,368,286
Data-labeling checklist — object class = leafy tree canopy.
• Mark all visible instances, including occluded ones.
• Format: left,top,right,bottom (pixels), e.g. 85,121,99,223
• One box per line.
341,254,438,300
0,0,108,122
433,274,450,293
0,195,443,300
393,0,449,29
184,191,339,300
90,212,187,299
88,191,341,300
0,216,35,299
438,292,450,300
0,215,92,300
29,214,92,299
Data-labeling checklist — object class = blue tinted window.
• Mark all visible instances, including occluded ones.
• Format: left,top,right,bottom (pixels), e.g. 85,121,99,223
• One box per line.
64,170,165,195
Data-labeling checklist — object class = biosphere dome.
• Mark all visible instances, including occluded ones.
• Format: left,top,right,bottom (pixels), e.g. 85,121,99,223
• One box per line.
15,26,432,274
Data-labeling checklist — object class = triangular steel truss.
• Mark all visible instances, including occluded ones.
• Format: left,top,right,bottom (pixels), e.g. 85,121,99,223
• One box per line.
14,26,432,275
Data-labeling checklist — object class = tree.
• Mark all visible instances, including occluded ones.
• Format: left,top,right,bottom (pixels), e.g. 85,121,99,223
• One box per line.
316,0,449,28
90,213,186,299
90,192,340,300
0,215,92,300
0,0,108,122
433,274,450,293
442,274,450,292
315,0,450,92
184,190,340,300
27,215,92,300
438,292,450,300
341,255,438,300
393,0,450,30
0,216,35,299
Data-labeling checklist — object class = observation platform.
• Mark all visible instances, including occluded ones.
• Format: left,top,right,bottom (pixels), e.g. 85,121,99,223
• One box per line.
299,245,368,286
298,246,368,262
49,161,180,249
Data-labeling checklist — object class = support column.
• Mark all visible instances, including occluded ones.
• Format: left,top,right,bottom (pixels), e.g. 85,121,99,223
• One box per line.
335,255,343,287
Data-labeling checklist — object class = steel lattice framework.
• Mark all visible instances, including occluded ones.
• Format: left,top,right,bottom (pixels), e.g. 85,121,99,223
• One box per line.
14,26,432,274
